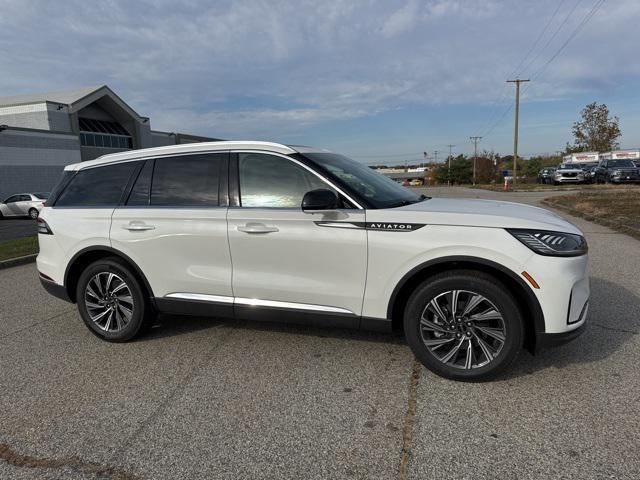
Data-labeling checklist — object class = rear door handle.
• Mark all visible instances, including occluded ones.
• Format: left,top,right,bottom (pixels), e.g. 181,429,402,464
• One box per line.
237,223,279,234
123,222,155,231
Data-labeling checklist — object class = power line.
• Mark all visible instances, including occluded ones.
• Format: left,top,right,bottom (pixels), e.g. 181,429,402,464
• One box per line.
481,0,605,141
473,0,567,138
510,0,567,78
527,0,606,84
516,0,584,79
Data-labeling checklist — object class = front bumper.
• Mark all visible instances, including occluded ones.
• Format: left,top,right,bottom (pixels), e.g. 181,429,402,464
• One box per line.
555,176,584,183
536,319,587,349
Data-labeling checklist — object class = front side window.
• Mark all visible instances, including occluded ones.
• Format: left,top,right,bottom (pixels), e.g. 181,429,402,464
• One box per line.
239,153,332,208
150,154,222,207
301,152,421,209
55,162,138,207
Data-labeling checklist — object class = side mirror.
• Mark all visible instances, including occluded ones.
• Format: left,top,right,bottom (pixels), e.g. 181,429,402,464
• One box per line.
302,189,339,212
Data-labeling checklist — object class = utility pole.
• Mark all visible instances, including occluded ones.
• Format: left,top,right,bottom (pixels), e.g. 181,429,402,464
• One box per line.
506,79,529,185
434,150,439,165
446,144,455,186
470,136,482,185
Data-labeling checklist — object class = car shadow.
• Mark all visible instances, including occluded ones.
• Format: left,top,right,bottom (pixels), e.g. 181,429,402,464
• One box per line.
138,277,637,380
139,312,406,346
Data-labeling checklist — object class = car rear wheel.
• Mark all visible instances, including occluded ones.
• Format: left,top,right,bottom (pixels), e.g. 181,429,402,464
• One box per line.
28,208,39,219
76,258,154,342
404,270,524,381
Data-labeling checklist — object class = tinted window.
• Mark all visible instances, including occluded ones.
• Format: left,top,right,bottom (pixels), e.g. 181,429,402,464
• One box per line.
55,163,137,207
151,154,222,207
4,195,19,203
608,160,635,168
239,153,331,208
301,152,421,209
127,160,153,206
33,192,49,200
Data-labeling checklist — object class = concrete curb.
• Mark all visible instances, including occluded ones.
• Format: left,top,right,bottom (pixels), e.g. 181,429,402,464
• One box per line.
0,254,37,271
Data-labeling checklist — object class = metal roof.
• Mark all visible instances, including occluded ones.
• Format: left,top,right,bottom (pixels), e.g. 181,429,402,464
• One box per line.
0,86,104,107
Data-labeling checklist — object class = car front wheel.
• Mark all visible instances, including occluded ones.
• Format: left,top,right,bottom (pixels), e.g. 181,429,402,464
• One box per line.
404,270,524,381
76,258,153,342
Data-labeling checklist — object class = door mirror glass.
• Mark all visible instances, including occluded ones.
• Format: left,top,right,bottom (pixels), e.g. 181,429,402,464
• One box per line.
302,189,339,211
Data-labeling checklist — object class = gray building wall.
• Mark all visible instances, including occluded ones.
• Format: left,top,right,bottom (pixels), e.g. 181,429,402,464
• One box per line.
0,103,51,130
0,103,72,132
0,127,80,199
151,131,177,147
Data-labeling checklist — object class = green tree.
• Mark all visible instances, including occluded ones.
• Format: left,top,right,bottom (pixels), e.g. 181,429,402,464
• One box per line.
434,155,473,184
571,102,621,152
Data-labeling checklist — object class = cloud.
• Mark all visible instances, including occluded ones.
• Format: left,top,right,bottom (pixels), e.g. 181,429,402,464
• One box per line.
0,0,638,141
381,0,420,38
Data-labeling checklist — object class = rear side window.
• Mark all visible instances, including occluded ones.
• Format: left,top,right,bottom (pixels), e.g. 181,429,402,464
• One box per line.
150,154,222,207
55,163,137,207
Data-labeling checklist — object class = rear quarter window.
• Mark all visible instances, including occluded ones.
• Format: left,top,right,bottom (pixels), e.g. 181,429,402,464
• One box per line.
55,162,138,207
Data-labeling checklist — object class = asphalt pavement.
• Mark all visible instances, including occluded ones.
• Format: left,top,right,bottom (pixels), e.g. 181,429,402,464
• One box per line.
0,218,36,242
0,186,638,479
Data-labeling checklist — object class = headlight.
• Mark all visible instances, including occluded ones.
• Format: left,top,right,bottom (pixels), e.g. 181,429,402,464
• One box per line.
507,229,588,257
554,173,562,178
612,170,622,176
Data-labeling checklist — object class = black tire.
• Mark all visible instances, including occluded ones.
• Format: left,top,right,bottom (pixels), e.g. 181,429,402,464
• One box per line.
404,270,524,382
28,208,39,220
76,257,154,342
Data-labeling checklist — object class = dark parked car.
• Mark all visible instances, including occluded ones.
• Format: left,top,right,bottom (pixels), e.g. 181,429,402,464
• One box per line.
579,162,599,184
537,167,556,184
593,159,640,184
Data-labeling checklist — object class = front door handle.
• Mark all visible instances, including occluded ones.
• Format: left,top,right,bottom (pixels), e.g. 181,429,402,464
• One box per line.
123,222,155,231
237,223,279,234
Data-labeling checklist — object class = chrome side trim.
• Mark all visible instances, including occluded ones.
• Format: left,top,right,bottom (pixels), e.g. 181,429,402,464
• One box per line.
234,297,355,314
165,293,234,303
314,221,364,229
165,292,354,314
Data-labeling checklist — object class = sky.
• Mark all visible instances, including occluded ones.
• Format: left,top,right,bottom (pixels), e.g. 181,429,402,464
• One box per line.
1,0,639,165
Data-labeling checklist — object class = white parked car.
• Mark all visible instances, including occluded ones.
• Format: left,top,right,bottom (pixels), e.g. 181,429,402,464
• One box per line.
0,193,48,219
553,164,585,184
36,142,589,381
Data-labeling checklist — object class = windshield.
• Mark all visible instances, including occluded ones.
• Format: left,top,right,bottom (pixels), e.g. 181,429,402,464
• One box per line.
558,163,581,170
300,152,422,208
608,160,635,168
32,192,49,199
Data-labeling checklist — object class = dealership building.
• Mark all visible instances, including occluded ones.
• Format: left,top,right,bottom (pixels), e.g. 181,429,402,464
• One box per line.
0,85,218,198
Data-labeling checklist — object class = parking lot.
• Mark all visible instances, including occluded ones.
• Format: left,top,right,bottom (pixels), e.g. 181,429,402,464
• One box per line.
0,218,36,241
0,187,638,479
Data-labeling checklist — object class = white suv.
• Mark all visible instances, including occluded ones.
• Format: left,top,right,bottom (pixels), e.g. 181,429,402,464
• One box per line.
37,141,589,381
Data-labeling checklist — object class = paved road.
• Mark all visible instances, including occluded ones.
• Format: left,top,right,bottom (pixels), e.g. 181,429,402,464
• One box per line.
0,187,638,479
0,218,36,242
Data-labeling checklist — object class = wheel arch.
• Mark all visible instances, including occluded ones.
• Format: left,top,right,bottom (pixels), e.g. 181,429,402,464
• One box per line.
64,246,156,306
387,256,545,353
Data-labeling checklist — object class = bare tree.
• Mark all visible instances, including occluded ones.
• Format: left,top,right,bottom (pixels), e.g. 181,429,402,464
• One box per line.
571,102,621,152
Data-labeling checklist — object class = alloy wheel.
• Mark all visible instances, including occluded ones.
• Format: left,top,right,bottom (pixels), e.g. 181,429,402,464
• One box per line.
84,272,134,332
419,290,506,369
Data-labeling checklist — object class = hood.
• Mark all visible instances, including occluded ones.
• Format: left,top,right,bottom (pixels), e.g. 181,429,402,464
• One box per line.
386,198,582,234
